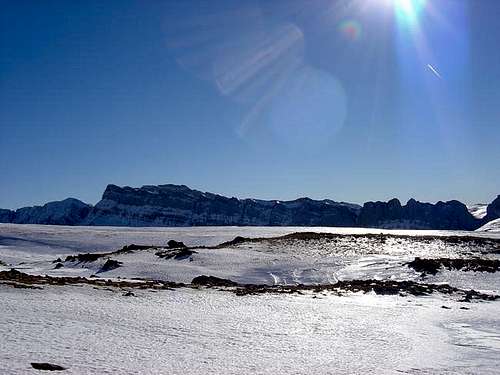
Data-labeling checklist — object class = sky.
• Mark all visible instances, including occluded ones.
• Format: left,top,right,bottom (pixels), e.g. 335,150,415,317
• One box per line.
1,0,499,209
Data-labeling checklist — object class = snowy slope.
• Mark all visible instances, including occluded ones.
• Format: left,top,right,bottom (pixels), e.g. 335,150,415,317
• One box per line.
468,203,488,219
477,218,500,233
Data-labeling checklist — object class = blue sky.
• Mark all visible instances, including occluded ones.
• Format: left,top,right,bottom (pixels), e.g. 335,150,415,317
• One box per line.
1,0,499,209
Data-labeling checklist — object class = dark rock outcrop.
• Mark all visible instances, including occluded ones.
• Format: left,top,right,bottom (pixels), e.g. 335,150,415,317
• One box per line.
167,240,187,249
99,259,122,273
156,248,196,260
191,275,238,287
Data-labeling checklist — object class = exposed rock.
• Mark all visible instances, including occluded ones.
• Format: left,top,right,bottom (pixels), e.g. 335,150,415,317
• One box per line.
31,362,66,371
156,248,196,260
1,269,497,302
65,253,102,263
64,244,155,264
0,269,184,290
191,275,238,287
167,240,187,249
407,257,500,276
215,236,250,248
231,279,499,301
53,263,64,269
120,244,153,252
99,259,122,273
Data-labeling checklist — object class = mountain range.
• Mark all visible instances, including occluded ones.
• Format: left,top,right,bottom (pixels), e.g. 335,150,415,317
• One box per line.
1,183,499,230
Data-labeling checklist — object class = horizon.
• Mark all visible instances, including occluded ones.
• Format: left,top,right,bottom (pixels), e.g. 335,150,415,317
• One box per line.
1,1,499,209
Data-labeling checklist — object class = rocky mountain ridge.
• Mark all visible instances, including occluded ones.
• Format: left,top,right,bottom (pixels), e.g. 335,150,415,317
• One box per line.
1,185,499,230
0,198,91,226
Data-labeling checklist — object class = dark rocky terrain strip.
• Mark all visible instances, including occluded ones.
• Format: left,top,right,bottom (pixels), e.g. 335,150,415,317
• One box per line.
0,269,185,290
1,269,497,302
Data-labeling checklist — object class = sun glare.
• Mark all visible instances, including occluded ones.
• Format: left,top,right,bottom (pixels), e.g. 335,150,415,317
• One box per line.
386,0,427,26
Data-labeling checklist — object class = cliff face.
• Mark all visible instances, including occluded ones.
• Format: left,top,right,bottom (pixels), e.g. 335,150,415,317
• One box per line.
0,184,498,230
0,209,15,223
82,184,360,227
357,198,481,230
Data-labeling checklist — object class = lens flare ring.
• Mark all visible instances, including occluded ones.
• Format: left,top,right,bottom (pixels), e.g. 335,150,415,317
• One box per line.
339,20,362,41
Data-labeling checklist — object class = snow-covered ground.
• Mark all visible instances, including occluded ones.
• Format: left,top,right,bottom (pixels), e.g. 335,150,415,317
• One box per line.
1,224,500,374
2,283,500,374
1,223,499,287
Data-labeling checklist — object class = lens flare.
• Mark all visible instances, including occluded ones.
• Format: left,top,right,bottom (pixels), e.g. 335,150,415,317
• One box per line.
339,20,362,42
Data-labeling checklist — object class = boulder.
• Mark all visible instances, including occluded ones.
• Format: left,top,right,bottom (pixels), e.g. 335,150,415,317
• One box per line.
31,362,66,371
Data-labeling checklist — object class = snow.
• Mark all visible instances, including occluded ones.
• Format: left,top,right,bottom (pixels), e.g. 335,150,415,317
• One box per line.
1,223,500,373
1,284,500,374
477,218,500,233
468,203,488,219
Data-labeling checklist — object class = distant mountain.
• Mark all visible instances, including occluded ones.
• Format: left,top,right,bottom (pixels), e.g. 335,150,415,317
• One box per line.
358,198,480,230
0,184,499,230
81,184,360,227
0,198,91,226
